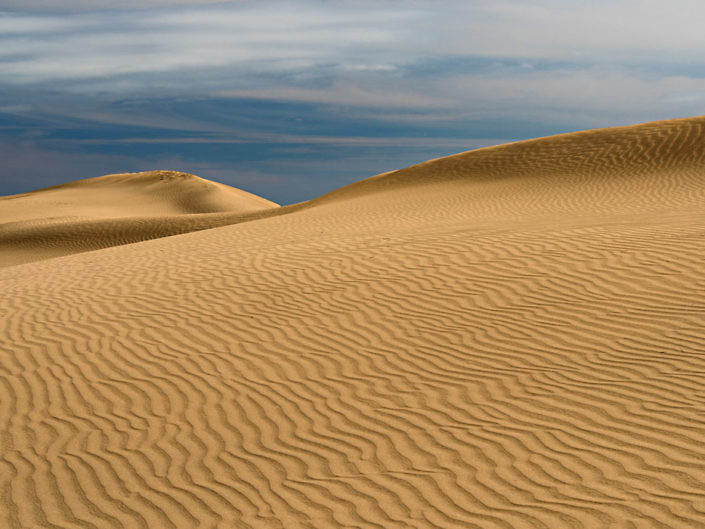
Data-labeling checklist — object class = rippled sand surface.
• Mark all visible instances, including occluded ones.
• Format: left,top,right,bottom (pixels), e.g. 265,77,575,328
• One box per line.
2,117,705,528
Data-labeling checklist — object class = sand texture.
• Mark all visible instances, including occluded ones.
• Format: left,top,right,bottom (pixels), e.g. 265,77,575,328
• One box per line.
1,116,705,528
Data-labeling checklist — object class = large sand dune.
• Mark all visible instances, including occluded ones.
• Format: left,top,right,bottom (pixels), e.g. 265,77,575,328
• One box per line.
1,116,705,528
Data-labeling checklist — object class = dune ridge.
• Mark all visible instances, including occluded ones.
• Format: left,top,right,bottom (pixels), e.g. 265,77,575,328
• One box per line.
2,117,703,267
1,116,705,528
0,170,279,266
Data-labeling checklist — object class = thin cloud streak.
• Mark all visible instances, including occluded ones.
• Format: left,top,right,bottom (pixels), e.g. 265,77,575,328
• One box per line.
0,0,230,11
69,135,504,150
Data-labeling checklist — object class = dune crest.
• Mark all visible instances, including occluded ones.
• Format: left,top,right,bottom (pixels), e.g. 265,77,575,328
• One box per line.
2,170,277,218
1,116,705,528
313,115,704,207
0,170,279,266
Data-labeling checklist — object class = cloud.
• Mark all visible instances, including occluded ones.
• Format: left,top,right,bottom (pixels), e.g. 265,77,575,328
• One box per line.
216,84,448,109
0,3,423,84
68,134,500,150
436,0,705,61
432,68,705,126
0,0,230,11
2,0,705,116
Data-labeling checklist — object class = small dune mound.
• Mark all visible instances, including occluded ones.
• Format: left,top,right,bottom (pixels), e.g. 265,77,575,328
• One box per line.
0,170,279,266
2,170,277,220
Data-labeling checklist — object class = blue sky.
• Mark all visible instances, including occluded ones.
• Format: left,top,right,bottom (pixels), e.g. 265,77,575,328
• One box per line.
2,1,704,204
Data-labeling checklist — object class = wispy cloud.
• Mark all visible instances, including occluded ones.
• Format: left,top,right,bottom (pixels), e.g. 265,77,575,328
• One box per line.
0,3,423,83
0,0,229,11
2,0,705,117
69,134,502,150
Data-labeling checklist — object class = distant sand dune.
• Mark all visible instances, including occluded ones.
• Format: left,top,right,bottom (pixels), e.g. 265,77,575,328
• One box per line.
1,117,705,528
0,170,279,266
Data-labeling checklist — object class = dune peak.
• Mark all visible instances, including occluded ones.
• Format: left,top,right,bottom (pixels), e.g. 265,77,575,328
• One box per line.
0,169,279,266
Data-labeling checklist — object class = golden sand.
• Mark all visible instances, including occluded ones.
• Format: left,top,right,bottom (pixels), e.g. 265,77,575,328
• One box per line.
1,117,704,528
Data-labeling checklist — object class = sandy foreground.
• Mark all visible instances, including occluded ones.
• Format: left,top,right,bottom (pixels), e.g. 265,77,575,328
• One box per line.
1,116,704,528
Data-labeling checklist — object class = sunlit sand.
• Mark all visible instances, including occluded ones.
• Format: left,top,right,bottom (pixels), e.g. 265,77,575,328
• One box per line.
2,117,705,528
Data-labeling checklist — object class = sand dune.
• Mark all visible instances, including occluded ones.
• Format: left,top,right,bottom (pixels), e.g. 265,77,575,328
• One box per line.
1,116,705,528
0,170,279,266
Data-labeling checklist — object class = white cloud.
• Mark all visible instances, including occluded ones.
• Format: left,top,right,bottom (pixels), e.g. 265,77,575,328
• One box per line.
3,1,705,82
0,3,422,82
437,0,705,61
0,0,229,11
1,0,704,127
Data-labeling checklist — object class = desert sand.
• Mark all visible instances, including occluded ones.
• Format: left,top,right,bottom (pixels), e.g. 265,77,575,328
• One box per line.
0,170,278,267
1,116,704,528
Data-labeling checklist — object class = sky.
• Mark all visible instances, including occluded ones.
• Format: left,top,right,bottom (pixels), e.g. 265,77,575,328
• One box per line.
2,1,704,204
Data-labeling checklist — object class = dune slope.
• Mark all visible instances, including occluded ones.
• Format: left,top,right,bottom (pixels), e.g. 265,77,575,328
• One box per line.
1,117,705,528
0,170,279,266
